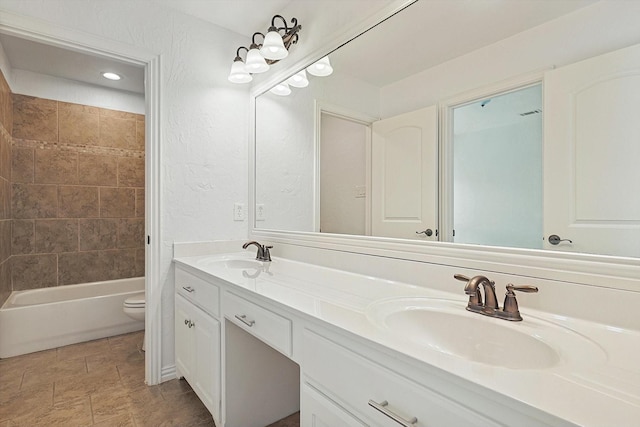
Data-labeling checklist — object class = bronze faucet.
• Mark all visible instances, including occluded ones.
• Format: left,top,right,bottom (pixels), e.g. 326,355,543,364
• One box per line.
454,274,538,321
242,241,272,262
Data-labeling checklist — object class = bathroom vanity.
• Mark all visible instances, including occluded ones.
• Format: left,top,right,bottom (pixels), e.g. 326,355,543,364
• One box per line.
174,246,640,427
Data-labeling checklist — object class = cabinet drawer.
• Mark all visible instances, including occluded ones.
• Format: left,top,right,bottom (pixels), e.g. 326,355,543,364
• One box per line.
223,292,292,356
175,267,220,318
303,329,502,427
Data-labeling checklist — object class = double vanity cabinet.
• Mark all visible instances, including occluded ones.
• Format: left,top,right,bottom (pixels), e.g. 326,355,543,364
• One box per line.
173,251,640,427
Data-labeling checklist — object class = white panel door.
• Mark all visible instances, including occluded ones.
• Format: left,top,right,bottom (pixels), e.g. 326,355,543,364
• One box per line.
371,106,438,240
544,43,640,257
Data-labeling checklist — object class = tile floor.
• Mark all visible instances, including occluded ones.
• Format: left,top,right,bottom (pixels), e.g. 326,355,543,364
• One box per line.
0,331,300,427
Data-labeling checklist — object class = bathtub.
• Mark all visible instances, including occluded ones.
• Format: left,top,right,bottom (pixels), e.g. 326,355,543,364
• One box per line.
0,277,145,358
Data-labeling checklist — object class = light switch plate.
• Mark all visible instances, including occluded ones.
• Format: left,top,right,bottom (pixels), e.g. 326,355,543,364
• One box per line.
256,204,266,221
233,203,245,221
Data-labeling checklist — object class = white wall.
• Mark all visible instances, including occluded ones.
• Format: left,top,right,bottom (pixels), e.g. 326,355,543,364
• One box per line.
255,72,378,231
9,68,144,113
380,1,640,118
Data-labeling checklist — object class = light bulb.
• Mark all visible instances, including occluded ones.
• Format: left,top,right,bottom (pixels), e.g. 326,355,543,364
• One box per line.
245,45,270,74
228,59,252,84
287,70,309,88
260,29,288,60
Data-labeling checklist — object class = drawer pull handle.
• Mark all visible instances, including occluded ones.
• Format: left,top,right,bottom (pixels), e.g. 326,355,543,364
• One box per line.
182,286,195,293
368,400,417,426
235,314,255,327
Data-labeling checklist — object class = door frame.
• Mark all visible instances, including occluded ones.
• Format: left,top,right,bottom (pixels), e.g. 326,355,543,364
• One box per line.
314,101,377,235
438,71,544,243
0,12,163,385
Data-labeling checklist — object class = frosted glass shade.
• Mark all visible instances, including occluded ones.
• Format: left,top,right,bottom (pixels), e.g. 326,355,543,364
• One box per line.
287,70,309,88
228,60,252,84
245,47,270,74
270,82,291,96
260,30,288,60
307,56,333,77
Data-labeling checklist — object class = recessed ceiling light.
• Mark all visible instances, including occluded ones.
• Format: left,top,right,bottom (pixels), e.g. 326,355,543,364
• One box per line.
102,72,121,81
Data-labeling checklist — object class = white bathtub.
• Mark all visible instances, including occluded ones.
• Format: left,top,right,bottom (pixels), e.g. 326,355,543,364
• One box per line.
0,277,145,358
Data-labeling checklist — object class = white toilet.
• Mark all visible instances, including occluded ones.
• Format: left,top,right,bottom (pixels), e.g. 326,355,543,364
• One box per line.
123,292,145,350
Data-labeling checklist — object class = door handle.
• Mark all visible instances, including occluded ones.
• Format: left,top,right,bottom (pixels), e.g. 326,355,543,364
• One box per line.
548,234,572,245
416,229,436,237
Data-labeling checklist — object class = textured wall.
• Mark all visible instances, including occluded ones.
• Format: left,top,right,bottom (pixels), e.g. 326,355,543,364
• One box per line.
0,68,12,304
11,93,145,290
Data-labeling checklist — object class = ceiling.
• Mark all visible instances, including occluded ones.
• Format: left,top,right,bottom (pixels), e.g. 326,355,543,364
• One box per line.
0,0,597,94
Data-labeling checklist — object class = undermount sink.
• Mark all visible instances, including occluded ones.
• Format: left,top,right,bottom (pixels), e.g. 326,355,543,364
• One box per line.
196,257,264,270
366,297,605,370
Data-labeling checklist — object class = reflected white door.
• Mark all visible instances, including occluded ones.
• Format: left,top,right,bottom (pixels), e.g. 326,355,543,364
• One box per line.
371,106,438,240
544,43,640,257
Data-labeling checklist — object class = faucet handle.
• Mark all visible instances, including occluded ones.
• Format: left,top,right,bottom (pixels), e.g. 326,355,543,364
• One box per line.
499,284,539,321
262,245,272,262
454,274,470,282
506,284,538,293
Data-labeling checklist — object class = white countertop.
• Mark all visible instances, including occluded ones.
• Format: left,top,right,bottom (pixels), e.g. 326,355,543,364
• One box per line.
174,252,640,427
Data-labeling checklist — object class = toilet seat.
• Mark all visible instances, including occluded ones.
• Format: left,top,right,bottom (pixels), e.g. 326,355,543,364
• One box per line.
124,292,145,308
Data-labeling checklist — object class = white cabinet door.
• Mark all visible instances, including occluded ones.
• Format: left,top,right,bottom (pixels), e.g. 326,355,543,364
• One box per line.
544,43,640,257
301,383,366,427
175,294,194,380
192,306,221,424
371,105,438,240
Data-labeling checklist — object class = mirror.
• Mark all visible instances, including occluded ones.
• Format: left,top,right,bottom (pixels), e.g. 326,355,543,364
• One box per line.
255,0,640,259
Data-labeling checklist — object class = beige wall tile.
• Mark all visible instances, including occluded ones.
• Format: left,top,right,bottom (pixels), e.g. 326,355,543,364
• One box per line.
79,218,118,251
11,254,58,290
78,153,117,186
135,119,145,151
99,116,135,150
135,248,145,277
135,188,145,217
117,218,144,249
0,132,10,181
0,177,5,220
12,147,35,183
0,69,12,134
12,94,58,142
3,180,9,222
12,183,58,219
58,102,99,145
118,157,144,187
35,219,79,253
58,186,99,218
100,187,135,218
12,219,35,255
34,149,78,184
0,219,10,262
100,108,138,120
0,259,11,304
58,249,136,285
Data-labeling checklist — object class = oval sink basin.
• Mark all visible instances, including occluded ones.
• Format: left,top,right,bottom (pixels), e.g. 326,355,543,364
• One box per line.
366,297,605,370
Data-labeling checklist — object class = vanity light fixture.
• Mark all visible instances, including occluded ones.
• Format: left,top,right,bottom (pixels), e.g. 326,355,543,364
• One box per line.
270,81,292,96
228,47,253,83
307,56,333,77
227,15,301,84
286,69,309,88
102,72,121,81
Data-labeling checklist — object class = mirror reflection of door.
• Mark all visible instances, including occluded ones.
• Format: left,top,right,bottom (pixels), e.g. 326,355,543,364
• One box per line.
319,113,370,235
371,106,438,240
451,84,543,249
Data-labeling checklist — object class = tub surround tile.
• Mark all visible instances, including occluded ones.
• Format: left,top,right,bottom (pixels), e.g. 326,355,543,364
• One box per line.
117,218,144,249
100,116,136,150
10,147,34,183
58,185,99,218
117,157,144,187
135,119,145,151
11,183,57,218
0,179,6,220
135,188,145,217
11,219,35,255
35,219,79,253
2,181,9,223
34,149,78,185
79,218,118,251
78,153,117,186
12,95,57,142
0,70,12,134
0,260,10,305
100,187,135,218
0,220,10,261
134,248,145,277
11,254,57,290
58,249,136,285
58,102,100,146
0,133,10,180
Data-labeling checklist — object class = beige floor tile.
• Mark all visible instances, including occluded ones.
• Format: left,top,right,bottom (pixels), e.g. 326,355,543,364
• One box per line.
90,383,132,424
15,396,92,426
0,382,53,423
92,412,136,427
0,348,57,372
53,365,120,403
158,378,193,398
57,338,110,361
21,356,86,389
0,372,23,401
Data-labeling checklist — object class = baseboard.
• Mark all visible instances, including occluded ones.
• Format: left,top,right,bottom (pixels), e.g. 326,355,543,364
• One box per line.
161,364,177,383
